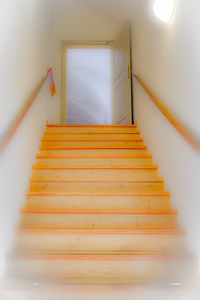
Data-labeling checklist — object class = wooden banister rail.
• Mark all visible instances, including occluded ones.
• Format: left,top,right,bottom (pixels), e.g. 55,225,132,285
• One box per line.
0,69,55,154
133,73,200,154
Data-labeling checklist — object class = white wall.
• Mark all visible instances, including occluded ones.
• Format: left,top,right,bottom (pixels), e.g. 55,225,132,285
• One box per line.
51,0,121,122
66,48,112,124
132,0,200,255
0,0,53,275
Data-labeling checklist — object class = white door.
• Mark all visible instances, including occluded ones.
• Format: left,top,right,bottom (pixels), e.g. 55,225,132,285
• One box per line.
112,25,133,124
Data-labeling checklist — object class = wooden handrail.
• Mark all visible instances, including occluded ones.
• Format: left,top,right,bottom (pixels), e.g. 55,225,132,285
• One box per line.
0,70,55,154
133,73,200,154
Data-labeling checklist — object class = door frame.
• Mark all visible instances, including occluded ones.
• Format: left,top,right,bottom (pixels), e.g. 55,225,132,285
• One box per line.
61,40,113,124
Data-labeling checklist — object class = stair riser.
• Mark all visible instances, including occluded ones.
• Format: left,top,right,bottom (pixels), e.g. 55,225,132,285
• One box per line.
10,257,183,284
29,181,164,193
35,157,152,166
15,233,183,253
27,195,170,210
20,214,177,229
32,169,158,181
43,133,141,140
41,141,144,148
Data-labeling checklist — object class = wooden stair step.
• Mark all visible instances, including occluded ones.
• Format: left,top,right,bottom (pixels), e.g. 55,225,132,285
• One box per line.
21,208,177,214
35,157,153,167
46,124,137,127
42,138,143,142
16,228,183,234
30,177,160,182
40,145,147,150
41,141,145,148
45,130,140,135
45,128,140,134
20,208,177,229
8,252,185,284
29,179,165,194
45,124,138,135
15,228,184,254
32,166,159,181
33,165,156,169
36,154,151,158
26,194,171,211
27,191,170,196
27,190,170,197
43,133,141,141
39,149,148,155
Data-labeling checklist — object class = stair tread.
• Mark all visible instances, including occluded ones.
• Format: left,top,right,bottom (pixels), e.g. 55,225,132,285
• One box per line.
44,131,140,135
32,165,157,170
30,179,161,183
12,252,184,261
40,146,147,150
21,208,177,214
42,139,143,142
47,124,137,128
36,154,151,158
30,178,163,182
26,191,170,196
16,228,183,234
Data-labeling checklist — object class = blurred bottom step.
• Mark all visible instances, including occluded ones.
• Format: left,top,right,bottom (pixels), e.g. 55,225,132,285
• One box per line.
8,253,190,285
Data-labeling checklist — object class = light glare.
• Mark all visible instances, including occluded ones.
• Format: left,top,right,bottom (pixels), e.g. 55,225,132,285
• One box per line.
153,0,175,23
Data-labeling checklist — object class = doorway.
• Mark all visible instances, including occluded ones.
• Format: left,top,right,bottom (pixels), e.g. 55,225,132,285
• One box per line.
62,43,112,124
61,33,133,124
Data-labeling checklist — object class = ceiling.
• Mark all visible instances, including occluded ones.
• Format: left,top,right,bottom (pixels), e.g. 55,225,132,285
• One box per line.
82,0,147,22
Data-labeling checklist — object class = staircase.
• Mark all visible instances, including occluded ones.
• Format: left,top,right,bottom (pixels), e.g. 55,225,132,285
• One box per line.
9,124,185,285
